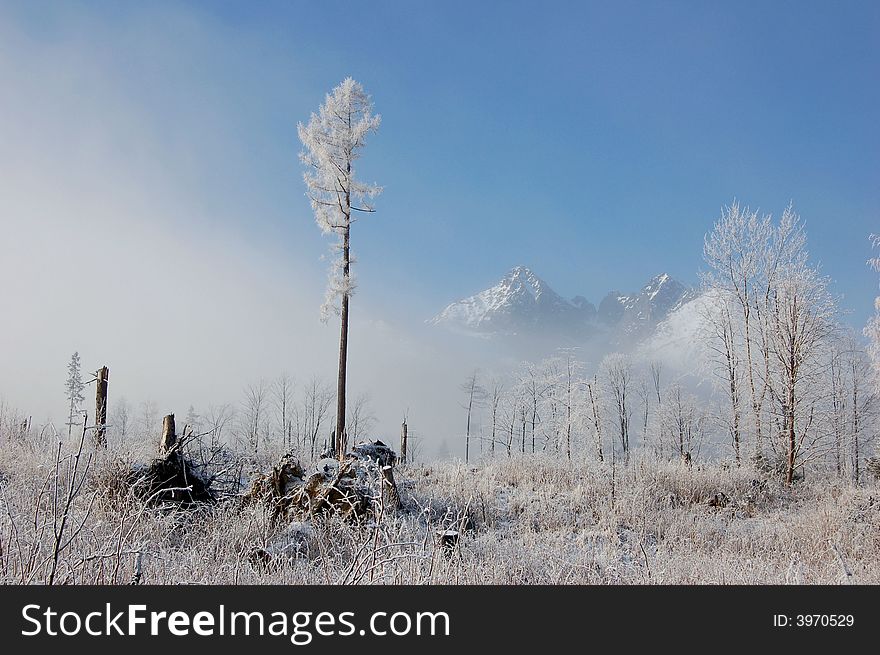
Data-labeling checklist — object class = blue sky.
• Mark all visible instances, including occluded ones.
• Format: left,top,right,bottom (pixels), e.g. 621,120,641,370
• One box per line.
7,0,878,324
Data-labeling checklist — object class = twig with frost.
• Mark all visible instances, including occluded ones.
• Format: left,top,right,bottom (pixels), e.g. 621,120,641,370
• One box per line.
48,414,96,585
828,540,853,584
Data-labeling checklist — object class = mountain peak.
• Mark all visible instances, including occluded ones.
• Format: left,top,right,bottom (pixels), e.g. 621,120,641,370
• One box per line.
641,272,686,302
430,267,692,343
500,266,545,301
505,265,534,277
428,266,587,336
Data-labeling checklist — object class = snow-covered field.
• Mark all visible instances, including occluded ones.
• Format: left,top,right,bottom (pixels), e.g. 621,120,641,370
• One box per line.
1,434,876,585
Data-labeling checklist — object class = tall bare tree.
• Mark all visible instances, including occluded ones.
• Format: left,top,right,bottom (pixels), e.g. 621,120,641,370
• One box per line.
601,353,632,462
699,289,744,464
138,400,158,439
206,403,235,450
586,374,604,462
112,395,131,442
460,370,487,464
347,392,376,444
273,374,295,450
298,78,381,460
241,379,269,455
488,379,505,456
764,223,835,484
832,334,877,483
703,201,774,459
297,376,334,459
663,384,707,461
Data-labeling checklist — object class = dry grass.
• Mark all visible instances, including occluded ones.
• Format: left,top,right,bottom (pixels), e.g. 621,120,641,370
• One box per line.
0,435,877,585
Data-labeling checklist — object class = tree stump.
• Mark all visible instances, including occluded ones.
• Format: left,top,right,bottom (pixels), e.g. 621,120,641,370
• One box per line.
381,464,401,510
400,419,408,466
159,414,177,457
437,529,459,558
94,366,109,447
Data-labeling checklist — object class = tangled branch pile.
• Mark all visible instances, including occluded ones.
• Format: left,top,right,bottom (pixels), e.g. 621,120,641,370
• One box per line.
128,448,215,507
244,441,400,526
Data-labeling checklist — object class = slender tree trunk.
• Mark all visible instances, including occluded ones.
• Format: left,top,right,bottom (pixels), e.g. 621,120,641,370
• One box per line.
566,370,572,461
531,402,537,454
727,360,741,465
742,301,764,459
588,381,604,462
94,366,109,448
335,224,350,461
786,371,797,486
400,419,408,466
852,374,860,484
566,416,571,461
465,398,472,464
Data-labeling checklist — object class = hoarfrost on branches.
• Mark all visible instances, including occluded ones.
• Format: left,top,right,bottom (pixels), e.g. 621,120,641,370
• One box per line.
297,77,381,322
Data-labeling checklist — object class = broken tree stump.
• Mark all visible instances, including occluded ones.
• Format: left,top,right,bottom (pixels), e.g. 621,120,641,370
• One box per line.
159,414,177,456
381,464,401,511
94,366,109,447
128,413,214,506
437,529,459,558
400,419,408,466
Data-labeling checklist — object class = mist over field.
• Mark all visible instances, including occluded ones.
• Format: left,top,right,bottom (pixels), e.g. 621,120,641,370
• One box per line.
0,6,492,451
2,2,877,461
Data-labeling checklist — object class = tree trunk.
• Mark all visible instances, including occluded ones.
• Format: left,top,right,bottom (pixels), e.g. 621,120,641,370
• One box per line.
491,410,496,456
381,465,400,510
786,386,796,485
335,225,351,462
400,419,408,466
94,366,109,448
465,402,471,465
853,378,860,484
531,404,537,454
160,414,176,457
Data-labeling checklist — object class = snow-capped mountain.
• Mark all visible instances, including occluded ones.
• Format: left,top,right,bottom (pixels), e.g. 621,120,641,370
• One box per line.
427,266,595,338
597,273,695,338
429,267,693,344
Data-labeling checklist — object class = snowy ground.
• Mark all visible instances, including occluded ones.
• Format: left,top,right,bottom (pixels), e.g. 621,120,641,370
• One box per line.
1,437,876,585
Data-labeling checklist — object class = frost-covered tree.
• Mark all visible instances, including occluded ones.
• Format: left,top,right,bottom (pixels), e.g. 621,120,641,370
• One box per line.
295,376,334,459
111,395,131,441
703,201,774,459
600,353,633,462
138,400,158,438
240,380,269,455
698,287,744,464
65,351,85,438
272,374,295,450
585,374,605,462
497,382,524,457
866,235,880,378
663,384,708,461
762,212,836,484
206,403,235,450
460,370,487,463
703,202,826,477
347,392,376,444
488,379,505,455
516,362,547,454
828,334,877,482
298,78,381,460
560,354,580,460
